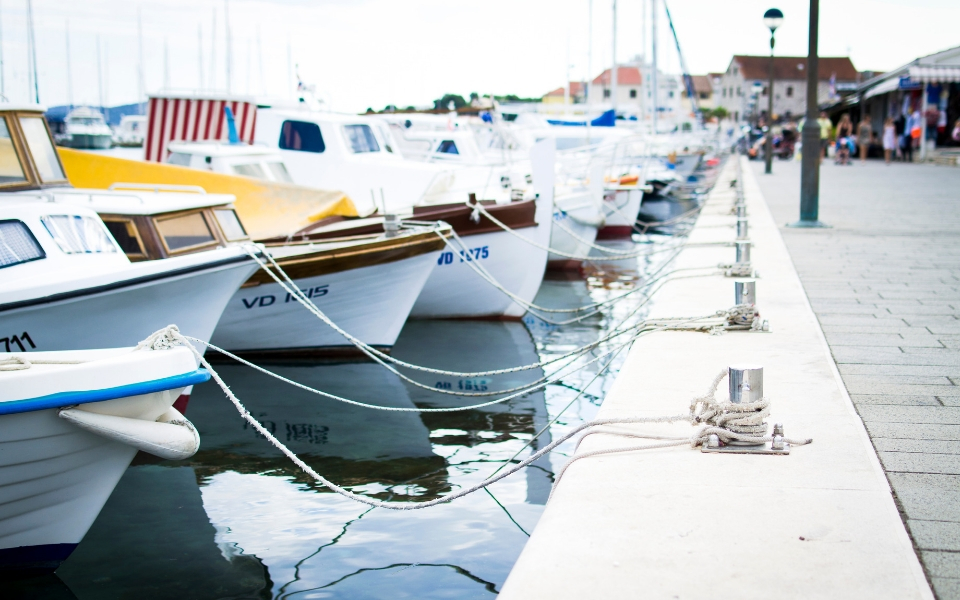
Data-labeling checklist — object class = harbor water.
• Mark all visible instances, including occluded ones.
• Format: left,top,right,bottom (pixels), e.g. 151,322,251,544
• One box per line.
13,233,686,599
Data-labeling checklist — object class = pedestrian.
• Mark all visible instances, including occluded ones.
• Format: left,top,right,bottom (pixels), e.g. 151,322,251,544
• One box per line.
835,114,853,165
894,113,906,161
882,117,896,164
857,115,872,163
952,118,960,143
817,111,832,164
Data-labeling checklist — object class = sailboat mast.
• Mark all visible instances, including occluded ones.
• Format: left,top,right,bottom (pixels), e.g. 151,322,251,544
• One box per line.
137,8,145,113
587,0,592,93
163,38,170,90
198,24,204,91
286,40,292,99
224,0,232,93
65,20,73,108
97,35,104,110
651,0,658,133
0,1,5,100
257,25,264,95
26,0,39,103
611,0,617,111
210,9,217,90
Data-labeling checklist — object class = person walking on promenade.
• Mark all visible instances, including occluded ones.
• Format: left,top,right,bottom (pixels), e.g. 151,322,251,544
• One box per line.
952,118,960,144
882,117,896,164
817,111,833,164
857,115,872,163
835,114,854,165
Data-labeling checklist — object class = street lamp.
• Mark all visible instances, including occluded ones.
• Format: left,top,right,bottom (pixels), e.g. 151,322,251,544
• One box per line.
763,8,782,175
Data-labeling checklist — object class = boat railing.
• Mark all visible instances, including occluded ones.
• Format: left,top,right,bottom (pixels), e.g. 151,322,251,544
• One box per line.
108,182,208,195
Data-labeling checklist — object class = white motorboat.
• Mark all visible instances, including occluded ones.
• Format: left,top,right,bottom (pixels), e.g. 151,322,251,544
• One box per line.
165,140,295,184
55,106,113,150
0,342,204,576
113,115,146,148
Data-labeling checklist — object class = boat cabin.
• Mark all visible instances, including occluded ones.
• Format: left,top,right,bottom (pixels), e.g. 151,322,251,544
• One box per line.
165,141,295,184
0,106,70,192
51,186,250,262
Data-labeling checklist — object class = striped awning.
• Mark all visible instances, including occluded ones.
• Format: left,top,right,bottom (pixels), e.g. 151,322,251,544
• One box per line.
144,96,257,162
908,66,960,83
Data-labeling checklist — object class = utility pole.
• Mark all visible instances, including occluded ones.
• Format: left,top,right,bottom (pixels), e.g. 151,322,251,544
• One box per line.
763,9,783,174
789,0,828,228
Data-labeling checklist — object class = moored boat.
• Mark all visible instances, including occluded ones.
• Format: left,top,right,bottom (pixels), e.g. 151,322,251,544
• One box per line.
0,341,205,577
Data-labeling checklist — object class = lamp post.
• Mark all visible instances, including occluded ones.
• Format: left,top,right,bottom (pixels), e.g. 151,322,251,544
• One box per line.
763,8,783,175
787,0,828,228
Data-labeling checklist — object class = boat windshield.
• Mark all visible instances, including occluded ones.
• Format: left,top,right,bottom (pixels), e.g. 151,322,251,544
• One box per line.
41,215,118,254
0,118,27,185
232,163,267,179
19,116,66,182
343,124,380,153
0,220,45,269
266,161,293,183
70,117,104,126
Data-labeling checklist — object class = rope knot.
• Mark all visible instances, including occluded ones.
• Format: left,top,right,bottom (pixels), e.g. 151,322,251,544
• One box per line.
136,325,184,351
0,356,31,371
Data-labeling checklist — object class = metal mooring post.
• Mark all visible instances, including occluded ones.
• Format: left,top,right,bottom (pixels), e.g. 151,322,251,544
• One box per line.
735,280,756,306
702,364,789,454
735,240,751,265
729,364,764,403
736,217,749,240
384,214,401,237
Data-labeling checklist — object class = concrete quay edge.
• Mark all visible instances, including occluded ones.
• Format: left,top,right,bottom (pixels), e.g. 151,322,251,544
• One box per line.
499,157,934,599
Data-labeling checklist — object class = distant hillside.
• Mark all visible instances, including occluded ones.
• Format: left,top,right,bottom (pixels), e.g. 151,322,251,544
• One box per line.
45,102,147,127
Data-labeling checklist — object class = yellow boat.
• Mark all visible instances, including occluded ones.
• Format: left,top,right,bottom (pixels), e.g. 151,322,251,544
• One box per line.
58,147,358,240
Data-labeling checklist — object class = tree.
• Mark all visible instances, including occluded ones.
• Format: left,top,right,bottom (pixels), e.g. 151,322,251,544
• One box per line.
433,94,467,111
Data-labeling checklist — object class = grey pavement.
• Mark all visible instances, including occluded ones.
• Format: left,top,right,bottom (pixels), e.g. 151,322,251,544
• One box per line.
751,157,960,599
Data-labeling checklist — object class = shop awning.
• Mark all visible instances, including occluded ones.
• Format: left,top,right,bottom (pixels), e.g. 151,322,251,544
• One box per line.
908,66,960,83
863,77,901,99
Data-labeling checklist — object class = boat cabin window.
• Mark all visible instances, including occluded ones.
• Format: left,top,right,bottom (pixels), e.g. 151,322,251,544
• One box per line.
167,152,192,167
213,209,248,241
232,162,267,179
0,119,27,186
0,220,45,269
102,218,147,259
41,215,118,255
19,117,66,183
266,161,294,183
279,120,325,153
343,124,380,153
154,211,217,253
437,140,459,155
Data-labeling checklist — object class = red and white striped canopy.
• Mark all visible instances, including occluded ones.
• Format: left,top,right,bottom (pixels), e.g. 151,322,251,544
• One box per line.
144,95,258,162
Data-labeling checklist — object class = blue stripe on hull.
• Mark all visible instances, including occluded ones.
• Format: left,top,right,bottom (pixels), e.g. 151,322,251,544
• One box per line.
0,543,77,578
0,368,211,416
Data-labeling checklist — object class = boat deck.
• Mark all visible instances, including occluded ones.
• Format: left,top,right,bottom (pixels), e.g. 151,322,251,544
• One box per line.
499,157,935,599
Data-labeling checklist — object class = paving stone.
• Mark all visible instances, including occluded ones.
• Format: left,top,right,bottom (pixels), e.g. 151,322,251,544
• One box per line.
857,406,960,424
930,577,960,600
824,333,944,348
844,374,955,386
907,520,960,552
879,452,960,475
842,364,960,377
851,394,943,406
922,552,960,579
823,324,930,335
847,383,960,397
874,438,960,454
865,423,960,441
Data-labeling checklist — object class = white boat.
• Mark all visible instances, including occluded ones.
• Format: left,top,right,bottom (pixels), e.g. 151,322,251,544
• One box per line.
166,140,294,183
55,106,113,150
0,343,204,576
113,115,146,148
598,184,646,239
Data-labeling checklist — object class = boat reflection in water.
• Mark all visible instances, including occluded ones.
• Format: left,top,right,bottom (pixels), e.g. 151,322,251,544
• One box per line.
38,263,644,598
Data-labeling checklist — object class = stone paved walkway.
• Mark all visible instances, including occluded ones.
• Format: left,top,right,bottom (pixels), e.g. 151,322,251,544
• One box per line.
752,158,960,599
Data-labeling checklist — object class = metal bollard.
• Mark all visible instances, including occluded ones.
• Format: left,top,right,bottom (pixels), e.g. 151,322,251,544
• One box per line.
728,364,763,403
735,240,751,265
736,204,747,218
736,218,749,240
383,214,401,237
735,279,756,306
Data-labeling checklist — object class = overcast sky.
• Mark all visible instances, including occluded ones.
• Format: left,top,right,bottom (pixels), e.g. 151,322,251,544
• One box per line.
5,0,959,112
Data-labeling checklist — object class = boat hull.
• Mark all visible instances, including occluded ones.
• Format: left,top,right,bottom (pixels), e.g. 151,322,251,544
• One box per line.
410,197,551,320
597,188,643,239
0,260,256,352
547,204,600,271
59,134,113,150
0,389,182,577
210,251,438,354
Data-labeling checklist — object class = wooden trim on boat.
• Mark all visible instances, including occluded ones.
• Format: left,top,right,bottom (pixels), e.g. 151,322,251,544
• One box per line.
265,198,537,243
244,229,448,287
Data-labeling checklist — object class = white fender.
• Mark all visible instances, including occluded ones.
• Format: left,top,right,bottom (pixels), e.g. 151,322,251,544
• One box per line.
58,406,200,460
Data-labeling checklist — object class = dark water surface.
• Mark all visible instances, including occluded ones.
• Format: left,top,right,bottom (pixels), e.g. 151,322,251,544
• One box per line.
19,233,687,600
